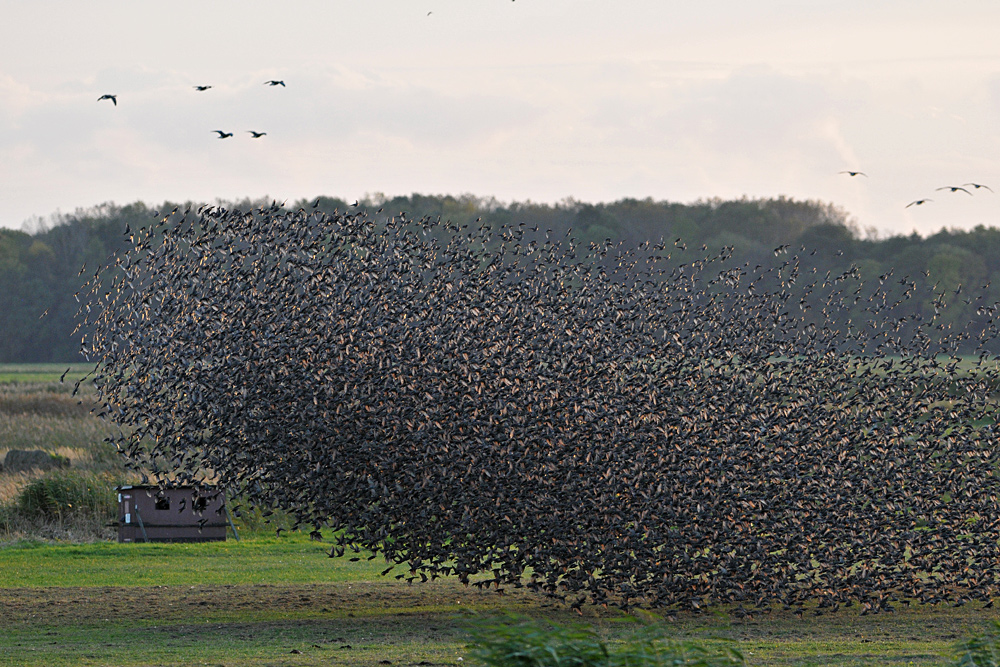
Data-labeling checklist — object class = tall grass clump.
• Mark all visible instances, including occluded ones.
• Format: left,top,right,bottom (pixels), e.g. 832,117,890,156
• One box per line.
15,470,118,521
467,617,745,667
951,621,1000,667
0,470,124,542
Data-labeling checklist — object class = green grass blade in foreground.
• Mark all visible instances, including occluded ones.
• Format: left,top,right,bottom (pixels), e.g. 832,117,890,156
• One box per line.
951,620,1000,667
467,616,745,667
468,616,609,667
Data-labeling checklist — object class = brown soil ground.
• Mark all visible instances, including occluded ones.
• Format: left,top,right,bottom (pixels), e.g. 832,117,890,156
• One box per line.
1,580,995,666
0,580,580,627
0,581,587,667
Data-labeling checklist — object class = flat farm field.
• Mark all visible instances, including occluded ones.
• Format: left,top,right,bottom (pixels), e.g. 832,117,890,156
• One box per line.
0,364,997,666
0,532,997,667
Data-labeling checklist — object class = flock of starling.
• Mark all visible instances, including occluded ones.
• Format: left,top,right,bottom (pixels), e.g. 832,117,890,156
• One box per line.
97,81,283,140
78,203,1000,613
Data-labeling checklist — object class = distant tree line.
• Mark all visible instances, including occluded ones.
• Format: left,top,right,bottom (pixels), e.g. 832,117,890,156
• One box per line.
3,193,1000,362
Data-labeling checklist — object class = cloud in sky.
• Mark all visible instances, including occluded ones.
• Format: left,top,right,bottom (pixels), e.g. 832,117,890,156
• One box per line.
3,0,1000,237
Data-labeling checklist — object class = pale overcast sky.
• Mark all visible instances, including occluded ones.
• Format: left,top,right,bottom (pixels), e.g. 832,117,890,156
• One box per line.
3,1,1000,236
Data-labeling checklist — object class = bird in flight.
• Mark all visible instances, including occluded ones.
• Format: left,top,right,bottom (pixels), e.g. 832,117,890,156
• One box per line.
97,94,117,106
839,171,867,177
213,130,234,139
964,182,994,192
264,80,285,87
906,199,932,208
193,85,212,91
936,185,973,195
247,131,267,138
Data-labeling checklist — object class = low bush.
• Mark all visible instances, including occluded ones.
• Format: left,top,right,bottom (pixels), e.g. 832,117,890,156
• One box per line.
467,617,745,667
1,470,125,543
15,470,119,522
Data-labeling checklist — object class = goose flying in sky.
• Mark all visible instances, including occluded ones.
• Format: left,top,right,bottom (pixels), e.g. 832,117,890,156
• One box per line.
248,131,267,138
97,94,117,106
264,80,285,87
213,130,233,139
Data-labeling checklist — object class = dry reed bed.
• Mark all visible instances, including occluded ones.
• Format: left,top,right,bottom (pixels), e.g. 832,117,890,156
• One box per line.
0,382,122,515
0,388,97,417
0,413,115,453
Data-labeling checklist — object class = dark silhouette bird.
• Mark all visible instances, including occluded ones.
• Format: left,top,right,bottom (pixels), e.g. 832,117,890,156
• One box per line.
839,170,867,177
964,182,994,192
247,131,267,138
193,85,212,91
97,94,117,106
264,80,286,87
936,186,973,195
213,130,233,138
906,199,932,208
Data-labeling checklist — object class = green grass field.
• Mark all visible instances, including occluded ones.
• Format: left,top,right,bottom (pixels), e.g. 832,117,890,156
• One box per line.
1,364,998,666
0,532,997,666
0,533,388,587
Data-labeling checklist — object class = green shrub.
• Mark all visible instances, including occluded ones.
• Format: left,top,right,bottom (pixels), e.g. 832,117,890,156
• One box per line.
15,470,119,522
467,617,745,667
951,621,1000,667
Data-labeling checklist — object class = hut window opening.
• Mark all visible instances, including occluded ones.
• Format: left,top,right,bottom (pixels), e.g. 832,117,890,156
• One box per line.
155,496,170,510
193,497,208,512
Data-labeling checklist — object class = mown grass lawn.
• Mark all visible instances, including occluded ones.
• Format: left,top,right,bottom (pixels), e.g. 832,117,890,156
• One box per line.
0,532,996,666
0,533,387,587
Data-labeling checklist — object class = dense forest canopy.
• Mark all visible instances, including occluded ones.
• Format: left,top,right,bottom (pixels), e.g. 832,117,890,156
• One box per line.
2,193,1000,362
